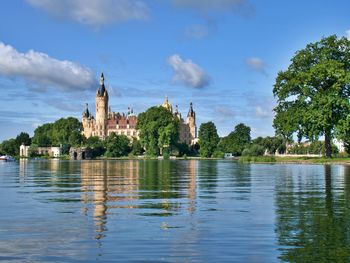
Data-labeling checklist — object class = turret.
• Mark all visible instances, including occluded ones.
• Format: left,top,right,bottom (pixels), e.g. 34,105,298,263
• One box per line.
95,72,109,139
161,95,173,113
174,104,182,120
82,103,90,118
186,102,197,140
82,103,94,138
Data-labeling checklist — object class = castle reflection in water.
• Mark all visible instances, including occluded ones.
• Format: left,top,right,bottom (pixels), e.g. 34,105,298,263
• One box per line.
79,160,198,240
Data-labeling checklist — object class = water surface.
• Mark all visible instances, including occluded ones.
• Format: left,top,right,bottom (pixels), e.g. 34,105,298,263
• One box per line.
0,159,350,262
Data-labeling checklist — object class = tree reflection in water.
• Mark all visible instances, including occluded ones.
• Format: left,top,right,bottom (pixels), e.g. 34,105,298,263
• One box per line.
276,165,350,262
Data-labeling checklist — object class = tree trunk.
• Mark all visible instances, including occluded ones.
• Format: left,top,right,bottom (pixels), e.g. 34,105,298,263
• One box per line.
325,130,332,158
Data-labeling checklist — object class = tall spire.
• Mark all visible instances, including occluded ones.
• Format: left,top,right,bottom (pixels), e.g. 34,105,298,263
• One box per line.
100,73,105,85
187,102,195,117
83,103,90,118
98,72,106,96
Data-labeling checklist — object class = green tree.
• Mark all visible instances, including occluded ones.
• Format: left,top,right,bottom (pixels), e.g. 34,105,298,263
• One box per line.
218,123,251,156
0,132,32,156
85,136,106,157
0,139,17,156
251,136,287,155
15,132,31,147
137,106,179,156
105,133,131,157
131,138,143,156
32,117,83,147
273,35,350,157
198,121,219,157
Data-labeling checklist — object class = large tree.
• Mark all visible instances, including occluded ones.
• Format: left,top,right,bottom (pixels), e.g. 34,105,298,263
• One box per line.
32,117,84,147
273,35,350,157
198,121,219,157
105,133,131,157
218,123,251,156
137,106,179,156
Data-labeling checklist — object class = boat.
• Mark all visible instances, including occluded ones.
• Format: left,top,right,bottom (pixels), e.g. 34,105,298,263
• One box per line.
0,155,15,162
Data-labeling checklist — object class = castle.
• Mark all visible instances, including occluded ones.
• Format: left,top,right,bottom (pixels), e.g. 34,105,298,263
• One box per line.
82,73,197,145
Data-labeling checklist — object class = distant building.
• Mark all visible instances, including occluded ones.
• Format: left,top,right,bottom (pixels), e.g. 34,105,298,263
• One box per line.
82,73,198,145
20,144,30,157
37,147,62,157
20,145,62,158
69,147,91,160
161,96,198,145
82,73,138,140
333,139,346,153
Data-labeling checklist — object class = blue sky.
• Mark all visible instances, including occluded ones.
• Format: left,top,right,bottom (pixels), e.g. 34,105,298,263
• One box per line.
0,0,349,141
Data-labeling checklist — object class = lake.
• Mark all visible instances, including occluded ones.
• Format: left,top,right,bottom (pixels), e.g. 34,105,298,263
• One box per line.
0,159,349,262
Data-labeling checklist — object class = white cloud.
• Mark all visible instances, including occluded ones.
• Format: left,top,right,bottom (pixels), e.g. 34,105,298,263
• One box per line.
172,0,253,15
246,57,267,75
26,0,149,27
167,54,210,88
0,42,97,91
346,29,350,40
255,106,271,118
185,24,210,39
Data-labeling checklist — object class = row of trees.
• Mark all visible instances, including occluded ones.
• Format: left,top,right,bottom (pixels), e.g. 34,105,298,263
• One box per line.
0,132,31,156
197,122,287,158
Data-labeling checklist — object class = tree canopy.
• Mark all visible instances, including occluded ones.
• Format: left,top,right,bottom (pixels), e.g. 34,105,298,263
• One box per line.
32,117,84,147
198,121,219,157
136,106,179,156
218,123,251,156
273,35,350,157
105,133,131,157
0,132,32,156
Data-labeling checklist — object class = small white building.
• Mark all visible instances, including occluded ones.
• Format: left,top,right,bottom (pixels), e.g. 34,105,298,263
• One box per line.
20,144,30,157
333,139,345,153
20,146,62,158
50,147,62,157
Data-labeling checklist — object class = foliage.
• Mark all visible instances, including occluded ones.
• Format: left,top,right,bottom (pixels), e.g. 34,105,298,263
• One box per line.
198,121,219,158
242,144,265,156
131,138,143,156
105,133,131,157
32,117,84,147
85,136,106,157
239,156,276,163
137,106,179,156
218,123,251,156
28,144,39,157
15,132,31,147
287,141,338,155
0,132,32,156
176,142,190,157
252,136,287,155
212,150,225,158
273,35,350,157
0,138,17,156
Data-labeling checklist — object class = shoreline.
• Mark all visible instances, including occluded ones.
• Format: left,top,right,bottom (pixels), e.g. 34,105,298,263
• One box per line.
15,156,350,165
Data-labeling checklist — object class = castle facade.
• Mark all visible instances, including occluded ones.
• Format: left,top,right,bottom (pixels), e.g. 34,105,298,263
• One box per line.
82,73,197,145
82,73,138,140
161,96,197,145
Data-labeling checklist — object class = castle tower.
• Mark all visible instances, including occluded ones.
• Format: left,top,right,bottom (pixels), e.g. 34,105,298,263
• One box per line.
95,73,109,139
82,103,93,138
161,95,173,113
186,102,197,142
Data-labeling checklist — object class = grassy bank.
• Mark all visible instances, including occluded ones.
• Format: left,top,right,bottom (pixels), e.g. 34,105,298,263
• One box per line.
239,156,350,164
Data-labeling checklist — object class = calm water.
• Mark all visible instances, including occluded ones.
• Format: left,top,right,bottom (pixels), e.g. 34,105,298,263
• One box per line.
1,160,350,262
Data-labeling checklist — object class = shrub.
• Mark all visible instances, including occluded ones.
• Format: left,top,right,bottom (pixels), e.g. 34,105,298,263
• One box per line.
242,144,265,156
212,150,225,158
